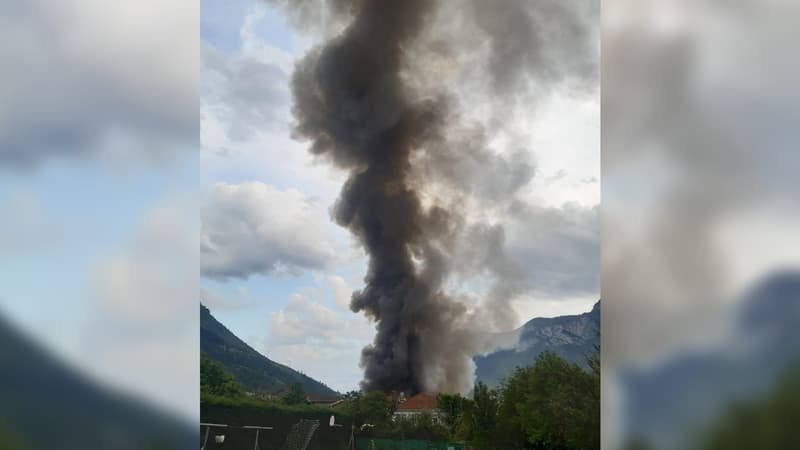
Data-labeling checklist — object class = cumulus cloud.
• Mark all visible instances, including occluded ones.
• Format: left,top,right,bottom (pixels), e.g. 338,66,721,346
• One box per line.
200,286,257,311
265,284,374,391
326,275,353,310
203,44,289,142
95,198,198,325
201,181,337,281
0,0,198,167
201,5,302,152
269,293,350,345
87,196,199,420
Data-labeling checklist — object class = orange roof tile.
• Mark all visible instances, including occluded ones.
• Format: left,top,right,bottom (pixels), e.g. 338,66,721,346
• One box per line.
396,393,438,411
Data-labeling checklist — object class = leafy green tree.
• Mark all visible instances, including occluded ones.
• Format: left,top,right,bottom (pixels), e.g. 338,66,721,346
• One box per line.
388,412,451,441
589,343,601,447
359,391,394,425
582,340,601,448
0,426,24,450
587,341,600,377
200,354,244,398
700,365,800,450
459,382,499,450
494,367,532,449
513,351,599,449
282,381,307,405
437,393,466,430
484,348,602,449
342,390,362,400
338,390,363,420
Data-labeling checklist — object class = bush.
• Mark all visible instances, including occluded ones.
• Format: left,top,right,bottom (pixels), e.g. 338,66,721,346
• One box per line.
200,354,245,399
457,350,600,450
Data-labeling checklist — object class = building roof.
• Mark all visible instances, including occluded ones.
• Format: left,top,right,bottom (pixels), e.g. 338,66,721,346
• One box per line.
396,393,438,411
305,393,341,403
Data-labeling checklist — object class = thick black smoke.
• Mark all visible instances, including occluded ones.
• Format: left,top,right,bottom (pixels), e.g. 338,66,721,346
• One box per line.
290,0,462,393
286,0,598,394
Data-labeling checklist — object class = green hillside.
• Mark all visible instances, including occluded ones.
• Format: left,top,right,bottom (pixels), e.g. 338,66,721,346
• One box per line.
200,304,338,396
0,313,195,450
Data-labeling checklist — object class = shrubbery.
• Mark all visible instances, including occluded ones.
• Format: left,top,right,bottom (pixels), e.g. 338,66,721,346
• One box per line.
200,354,245,399
200,347,601,449
441,349,600,450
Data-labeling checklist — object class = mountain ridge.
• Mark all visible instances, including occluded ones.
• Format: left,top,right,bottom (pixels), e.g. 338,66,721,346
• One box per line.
0,311,196,450
200,303,338,396
474,300,600,388
622,271,800,449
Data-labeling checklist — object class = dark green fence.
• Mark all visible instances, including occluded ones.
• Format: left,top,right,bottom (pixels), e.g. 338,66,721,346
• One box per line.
355,438,465,450
201,402,353,450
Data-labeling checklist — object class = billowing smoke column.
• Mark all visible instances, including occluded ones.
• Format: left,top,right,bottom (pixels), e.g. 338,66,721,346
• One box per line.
287,0,598,394
290,0,468,394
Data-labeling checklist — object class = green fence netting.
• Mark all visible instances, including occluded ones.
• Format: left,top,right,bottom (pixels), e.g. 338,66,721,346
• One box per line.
355,437,465,450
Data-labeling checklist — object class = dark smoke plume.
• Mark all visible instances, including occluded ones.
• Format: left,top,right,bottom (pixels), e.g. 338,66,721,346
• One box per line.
290,0,463,394
286,0,598,394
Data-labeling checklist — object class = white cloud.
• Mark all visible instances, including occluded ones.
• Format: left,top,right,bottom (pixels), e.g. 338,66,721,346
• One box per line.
201,181,337,280
95,198,198,324
264,283,374,392
269,293,346,345
267,279,372,349
511,294,598,327
200,4,349,209
200,286,257,311
0,0,197,166
85,196,199,421
201,4,299,146
202,42,290,142
326,275,352,311
238,5,297,72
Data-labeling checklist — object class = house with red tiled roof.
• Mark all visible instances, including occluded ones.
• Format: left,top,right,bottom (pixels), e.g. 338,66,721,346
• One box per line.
393,393,442,423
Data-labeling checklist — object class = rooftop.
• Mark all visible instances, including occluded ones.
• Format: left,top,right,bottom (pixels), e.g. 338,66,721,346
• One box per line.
305,393,341,403
396,393,438,411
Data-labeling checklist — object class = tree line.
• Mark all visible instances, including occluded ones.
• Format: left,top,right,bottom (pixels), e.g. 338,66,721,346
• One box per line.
436,348,600,450
201,346,600,449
